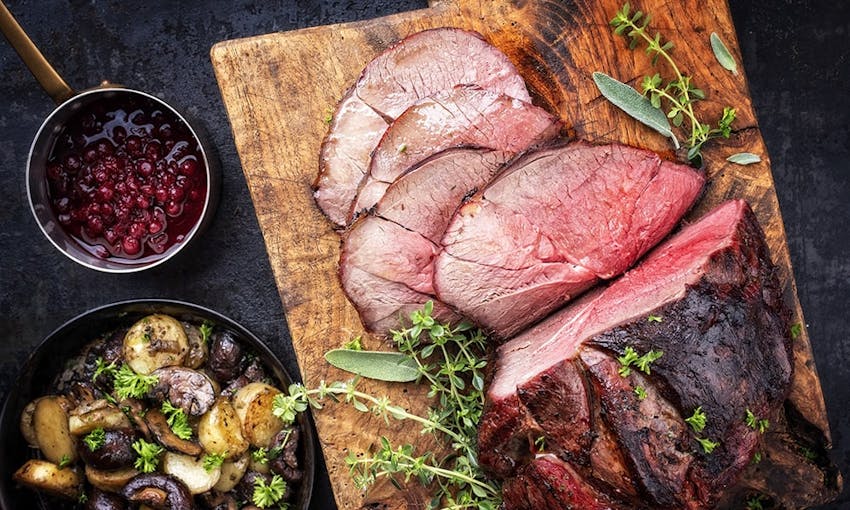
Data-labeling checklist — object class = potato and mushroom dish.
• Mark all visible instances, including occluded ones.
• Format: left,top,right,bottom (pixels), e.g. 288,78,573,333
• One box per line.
13,313,304,509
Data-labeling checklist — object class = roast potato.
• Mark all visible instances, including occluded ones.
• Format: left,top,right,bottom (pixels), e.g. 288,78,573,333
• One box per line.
213,452,249,492
123,314,189,374
13,459,82,499
68,399,131,435
33,395,77,465
198,398,249,458
232,382,284,448
161,452,221,494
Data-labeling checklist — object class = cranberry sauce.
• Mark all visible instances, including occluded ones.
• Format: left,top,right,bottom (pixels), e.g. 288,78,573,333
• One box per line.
45,96,207,263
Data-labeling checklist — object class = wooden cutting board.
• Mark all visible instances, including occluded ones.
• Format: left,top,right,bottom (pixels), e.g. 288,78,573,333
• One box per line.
210,0,838,507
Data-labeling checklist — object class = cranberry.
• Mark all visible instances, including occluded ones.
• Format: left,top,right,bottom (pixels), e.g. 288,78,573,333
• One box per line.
145,141,162,160
165,200,182,217
129,222,147,238
122,236,141,255
169,186,185,202
64,154,82,172
103,229,118,245
178,158,198,176
112,126,127,144
125,135,142,155
86,216,104,236
139,184,154,197
189,189,203,202
154,187,168,204
83,148,98,163
148,219,164,234
95,140,114,156
136,159,155,177
136,196,150,209
47,163,64,181
97,185,114,202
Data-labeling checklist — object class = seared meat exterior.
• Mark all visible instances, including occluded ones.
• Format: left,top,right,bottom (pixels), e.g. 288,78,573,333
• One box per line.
315,27,531,227
435,141,704,339
479,200,793,509
339,148,509,334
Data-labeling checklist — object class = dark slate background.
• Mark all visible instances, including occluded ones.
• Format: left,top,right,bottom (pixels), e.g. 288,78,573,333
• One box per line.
0,1,846,508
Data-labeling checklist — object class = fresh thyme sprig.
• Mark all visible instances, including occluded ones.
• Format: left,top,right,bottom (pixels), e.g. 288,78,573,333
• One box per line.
272,302,500,509
607,3,737,164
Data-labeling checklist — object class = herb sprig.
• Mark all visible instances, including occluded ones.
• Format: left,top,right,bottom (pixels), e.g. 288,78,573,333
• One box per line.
132,438,164,473
162,401,193,440
272,302,500,509
84,427,106,451
253,474,287,508
598,3,738,164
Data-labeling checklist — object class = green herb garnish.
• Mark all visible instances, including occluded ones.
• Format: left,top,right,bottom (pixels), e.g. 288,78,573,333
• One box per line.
710,32,738,75
202,453,225,472
162,401,193,440
790,322,803,340
745,408,770,434
84,427,106,451
745,494,767,510
252,447,269,465
534,436,547,453
343,336,363,351
647,314,663,323
752,451,763,464
696,436,719,454
599,3,739,164
132,438,164,473
727,152,761,165
114,365,159,400
634,385,648,400
618,346,663,377
58,454,72,469
274,301,501,508
199,321,214,345
324,350,419,382
252,474,287,508
685,406,707,433
92,357,117,382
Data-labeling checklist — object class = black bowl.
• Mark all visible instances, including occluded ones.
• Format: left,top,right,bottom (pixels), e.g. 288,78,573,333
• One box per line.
0,299,315,510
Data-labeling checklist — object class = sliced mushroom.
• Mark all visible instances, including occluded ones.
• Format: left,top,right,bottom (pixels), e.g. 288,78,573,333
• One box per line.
221,358,268,397
77,428,139,470
198,492,238,510
149,366,215,416
182,321,209,369
145,408,203,457
121,473,193,510
269,427,303,483
208,330,245,383
118,398,151,440
85,487,128,510
85,465,139,493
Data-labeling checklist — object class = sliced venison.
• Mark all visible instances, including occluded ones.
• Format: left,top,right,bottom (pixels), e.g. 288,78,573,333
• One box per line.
315,27,531,227
349,85,561,220
339,148,509,334
480,200,793,509
435,141,704,339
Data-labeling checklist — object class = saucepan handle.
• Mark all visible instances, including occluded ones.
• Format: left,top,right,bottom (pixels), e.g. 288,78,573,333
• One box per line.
0,1,74,104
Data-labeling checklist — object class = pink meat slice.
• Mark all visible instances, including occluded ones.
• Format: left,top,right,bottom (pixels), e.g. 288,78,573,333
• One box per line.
314,27,532,227
339,148,509,335
349,86,561,220
434,141,705,339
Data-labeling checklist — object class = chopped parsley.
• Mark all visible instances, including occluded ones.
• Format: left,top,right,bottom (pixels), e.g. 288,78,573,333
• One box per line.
132,438,164,473
745,408,770,434
114,365,159,400
696,437,719,454
58,454,72,469
162,401,193,440
647,314,663,323
618,346,664,377
199,321,214,345
790,322,803,340
534,436,546,453
253,474,287,508
634,385,648,400
685,406,707,433
84,427,106,451
202,453,226,472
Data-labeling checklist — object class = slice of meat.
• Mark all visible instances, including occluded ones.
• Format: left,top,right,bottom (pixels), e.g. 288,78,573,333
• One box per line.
349,86,561,219
339,148,509,334
501,455,627,510
315,28,531,227
480,200,793,509
435,141,704,339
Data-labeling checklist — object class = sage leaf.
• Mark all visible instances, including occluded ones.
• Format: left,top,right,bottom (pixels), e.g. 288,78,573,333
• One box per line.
726,152,761,165
710,32,738,75
325,349,419,382
592,72,680,149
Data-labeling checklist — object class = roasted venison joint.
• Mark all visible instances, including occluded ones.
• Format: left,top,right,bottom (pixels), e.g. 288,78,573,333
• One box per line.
480,200,793,509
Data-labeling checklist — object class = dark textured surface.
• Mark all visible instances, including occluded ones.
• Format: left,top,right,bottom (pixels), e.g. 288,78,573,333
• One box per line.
0,0,846,508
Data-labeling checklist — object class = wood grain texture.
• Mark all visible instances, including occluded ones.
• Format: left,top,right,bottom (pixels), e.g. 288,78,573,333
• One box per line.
210,0,837,507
